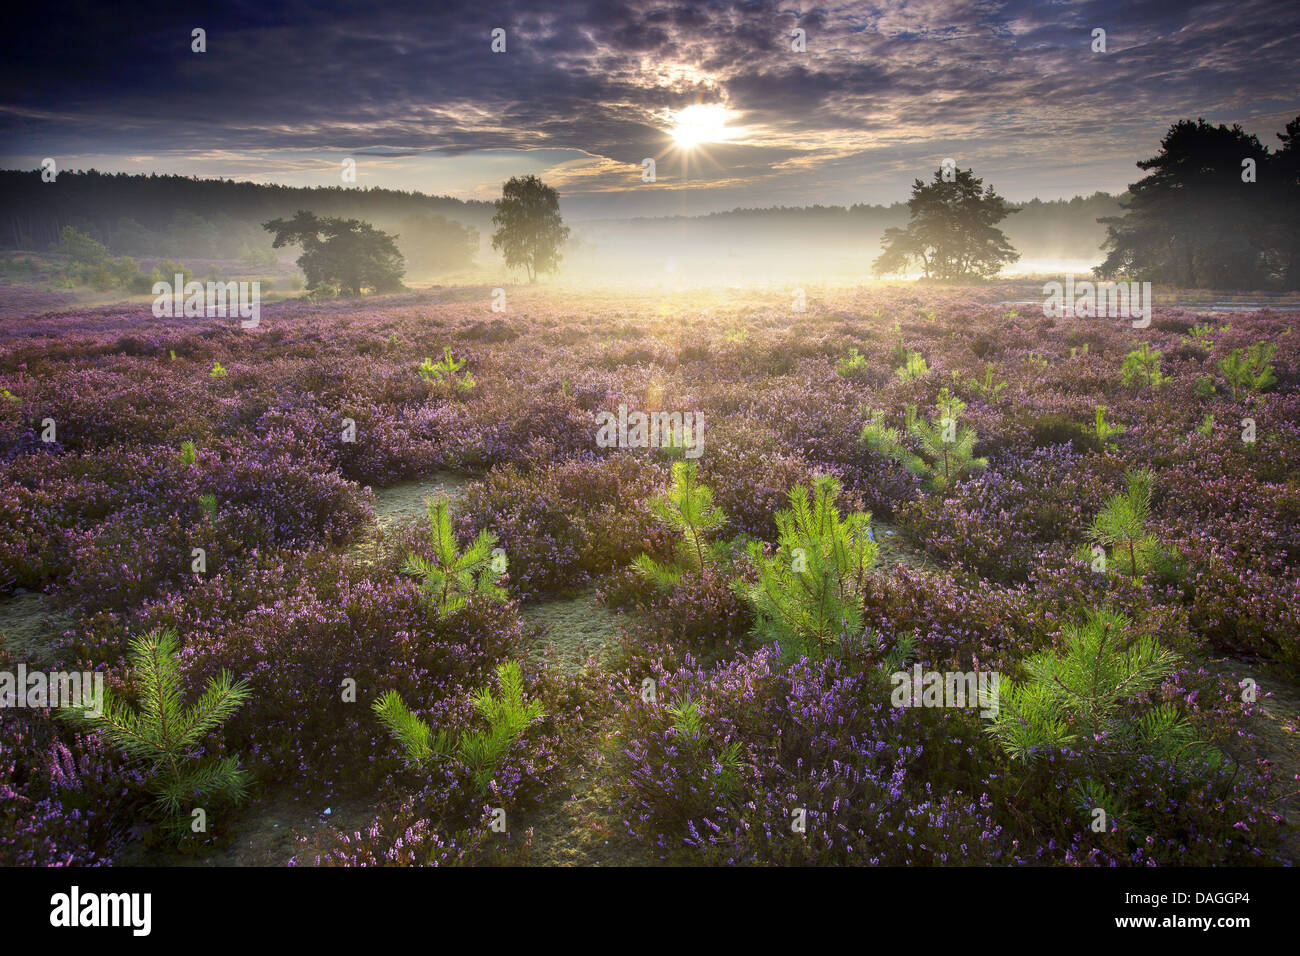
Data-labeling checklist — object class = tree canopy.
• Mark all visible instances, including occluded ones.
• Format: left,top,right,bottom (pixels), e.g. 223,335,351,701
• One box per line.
1096,116,1300,289
262,210,405,294
872,167,1019,280
490,175,570,282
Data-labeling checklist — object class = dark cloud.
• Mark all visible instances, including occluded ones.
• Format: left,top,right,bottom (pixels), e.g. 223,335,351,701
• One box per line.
0,0,1297,208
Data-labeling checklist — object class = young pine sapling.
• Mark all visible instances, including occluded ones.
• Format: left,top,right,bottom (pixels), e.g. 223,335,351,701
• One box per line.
1083,469,1173,579
633,460,727,589
665,694,743,798
62,629,252,832
734,475,876,661
987,608,1220,827
419,346,476,391
404,496,507,618
1119,342,1166,389
1218,342,1276,401
1092,405,1125,446
895,349,931,382
835,347,869,378
862,389,987,491
373,659,544,794
964,363,1007,399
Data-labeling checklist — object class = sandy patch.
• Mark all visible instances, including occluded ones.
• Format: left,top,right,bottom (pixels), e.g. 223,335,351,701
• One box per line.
0,591,74,665
872,521,940,572
521,588,625,674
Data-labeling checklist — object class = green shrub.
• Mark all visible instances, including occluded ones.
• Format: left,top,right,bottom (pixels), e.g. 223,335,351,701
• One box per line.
130,267,164,295
158,260,192,285
734,475,876,660
632,460,727,589
54,225,109,266
373,659,544,793
404,496,507,618
1218,342,1277,401
61,629,251,831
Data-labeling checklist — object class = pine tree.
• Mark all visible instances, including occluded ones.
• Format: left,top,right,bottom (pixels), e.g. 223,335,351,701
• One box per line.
988,608,1218,768
404,496,507,618
1218,342,1277,400
62,629,252,827
734,475,876,660
1119,342,1167,389
1187,321,1228,350
964,363,1007,399
835,347,869,378
418,346,476,391
860,409,925,474
908,389,987,490
895,349,931,382
665,694,742,798
860,389,987,491
1085,469,1171,579
1092,405,1125,446
373,660,545,793
632,460,727,589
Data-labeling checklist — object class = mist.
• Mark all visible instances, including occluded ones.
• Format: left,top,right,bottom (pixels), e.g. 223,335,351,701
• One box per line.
524,193,1123,287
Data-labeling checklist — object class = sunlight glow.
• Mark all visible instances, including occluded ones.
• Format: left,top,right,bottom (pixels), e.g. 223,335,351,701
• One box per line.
669,104,734,149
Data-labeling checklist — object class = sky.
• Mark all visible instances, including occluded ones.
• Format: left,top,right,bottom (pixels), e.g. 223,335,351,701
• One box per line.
2,0,1298,220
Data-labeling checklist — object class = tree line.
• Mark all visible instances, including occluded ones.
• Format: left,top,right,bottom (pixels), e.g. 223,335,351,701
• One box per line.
0,170,488,275
873,114,1300,289
261,175,569,292
9,114,1297,291
1096,116,1300,289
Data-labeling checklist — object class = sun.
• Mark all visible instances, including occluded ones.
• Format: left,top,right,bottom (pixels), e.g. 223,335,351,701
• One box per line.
669,104,733,149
